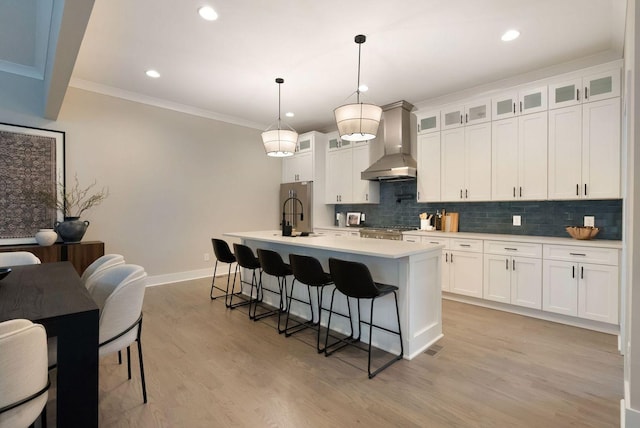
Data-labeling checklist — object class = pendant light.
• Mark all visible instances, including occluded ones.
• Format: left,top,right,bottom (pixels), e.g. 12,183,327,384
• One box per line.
334,35,382,142
262,78,298,157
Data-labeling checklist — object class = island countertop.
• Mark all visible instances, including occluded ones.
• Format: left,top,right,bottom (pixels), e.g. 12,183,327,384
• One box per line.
225,229,443,359
224,230,443,259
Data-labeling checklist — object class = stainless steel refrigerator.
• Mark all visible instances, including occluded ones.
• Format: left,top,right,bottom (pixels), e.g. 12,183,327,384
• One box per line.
280,181,313,234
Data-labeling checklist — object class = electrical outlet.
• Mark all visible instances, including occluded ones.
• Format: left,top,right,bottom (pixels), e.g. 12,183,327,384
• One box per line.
204,253,210,262
513,215,521,226
361,213,366,222
584,216,595,227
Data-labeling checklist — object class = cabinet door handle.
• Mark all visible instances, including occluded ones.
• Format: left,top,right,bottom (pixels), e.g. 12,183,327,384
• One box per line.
429,241,440,244
460,189,463,199
519,187,522,197
365,193,368,201
506,259,509,270
569,253,586,256
572,266,575,278
585,87,589,100
512,259,516,271
459,244,471,247
504,247,518,251
513,187,516,198
584,183,587,196
581,266,584,279
451,253,454,263
576,184,579,196
445,253,448,263
465,113,468,123
513,102,516,113
460,115,463,124
519,101,523,113
465,189,468,198
417,191,420,200
577,88,580,101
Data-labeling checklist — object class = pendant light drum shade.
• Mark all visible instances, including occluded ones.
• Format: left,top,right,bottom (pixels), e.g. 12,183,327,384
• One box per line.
334,102,382,141
334,34,381,142
262,77,298,157
262,129,298,157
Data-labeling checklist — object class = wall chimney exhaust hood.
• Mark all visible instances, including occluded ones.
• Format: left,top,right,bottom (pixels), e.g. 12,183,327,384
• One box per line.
361,100,417,181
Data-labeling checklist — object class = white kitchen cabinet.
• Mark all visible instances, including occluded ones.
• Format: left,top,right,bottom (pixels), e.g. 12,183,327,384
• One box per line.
441,122,491,201
325,146,352,203
325,136,379,204
548,98,620,199
491,111,547,200
282,132,320,183
404,235,451,291
352,143,380,203
403,235,483,297
441,99,491,130
548,68,620,109
542,245,619,324
447,238,483,297
483,241,542,309
416,110,440,134
492,85,547,120
417,132,441,202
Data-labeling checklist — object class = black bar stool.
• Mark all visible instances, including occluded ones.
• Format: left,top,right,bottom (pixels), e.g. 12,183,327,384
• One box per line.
209,238,241,307
256,249,292,333
231,243,261,313
326,257,404,379
286,254,334,352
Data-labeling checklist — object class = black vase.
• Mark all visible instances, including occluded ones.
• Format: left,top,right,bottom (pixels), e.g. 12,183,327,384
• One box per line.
54,217,90,243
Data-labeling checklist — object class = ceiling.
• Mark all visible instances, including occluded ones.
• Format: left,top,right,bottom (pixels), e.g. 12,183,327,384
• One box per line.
0,0,628,133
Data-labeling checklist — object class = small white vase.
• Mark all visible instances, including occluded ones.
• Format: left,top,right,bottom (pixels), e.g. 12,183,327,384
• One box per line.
35,228,58,246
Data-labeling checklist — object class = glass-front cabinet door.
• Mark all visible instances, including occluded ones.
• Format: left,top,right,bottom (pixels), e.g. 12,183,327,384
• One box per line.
549,77,582,109
441,105,464,129
417,110,440,134
492,91,518,120
583,70,620,103
519,86,547,115
464,98,491,125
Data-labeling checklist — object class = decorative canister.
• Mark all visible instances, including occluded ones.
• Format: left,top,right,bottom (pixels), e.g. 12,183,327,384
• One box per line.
35,228,58,246
54,218,90,243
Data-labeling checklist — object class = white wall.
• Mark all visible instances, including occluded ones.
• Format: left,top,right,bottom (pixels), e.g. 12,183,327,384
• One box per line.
0,87,282,281
625,0,640,426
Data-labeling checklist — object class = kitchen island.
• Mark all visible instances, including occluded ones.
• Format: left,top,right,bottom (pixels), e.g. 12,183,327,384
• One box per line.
224,230,443,359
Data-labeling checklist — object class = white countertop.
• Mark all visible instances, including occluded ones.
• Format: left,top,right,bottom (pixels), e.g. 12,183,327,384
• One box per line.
401,229,623,249
225,230,443,259
314,226,622,249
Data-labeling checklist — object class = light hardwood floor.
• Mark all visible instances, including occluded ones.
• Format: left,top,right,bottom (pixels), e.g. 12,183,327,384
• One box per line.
49,276,623,427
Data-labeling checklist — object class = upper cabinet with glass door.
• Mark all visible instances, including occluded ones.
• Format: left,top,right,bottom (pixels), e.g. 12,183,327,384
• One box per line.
441,98,491,130
548,68,620,109
492,86,547,120
416,110,441,134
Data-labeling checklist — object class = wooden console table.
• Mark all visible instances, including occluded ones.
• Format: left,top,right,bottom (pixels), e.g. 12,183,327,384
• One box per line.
0,241,104,275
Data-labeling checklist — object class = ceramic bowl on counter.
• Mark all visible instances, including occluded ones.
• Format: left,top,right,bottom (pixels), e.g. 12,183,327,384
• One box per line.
566,226,600,240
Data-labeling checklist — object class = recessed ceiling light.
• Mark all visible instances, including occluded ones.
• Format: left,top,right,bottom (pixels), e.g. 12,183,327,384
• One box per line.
145,69,160,78
285,112,295,118
198,6,218,21
501,29,520,42
358,84,369,92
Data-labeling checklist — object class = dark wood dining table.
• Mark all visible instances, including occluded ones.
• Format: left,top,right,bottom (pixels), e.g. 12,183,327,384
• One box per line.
0,261,98,427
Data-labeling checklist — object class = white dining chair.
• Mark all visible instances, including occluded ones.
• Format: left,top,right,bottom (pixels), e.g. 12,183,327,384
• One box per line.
49,264,149,403
0,251,41,267
81,254,125,292
0,319,49,428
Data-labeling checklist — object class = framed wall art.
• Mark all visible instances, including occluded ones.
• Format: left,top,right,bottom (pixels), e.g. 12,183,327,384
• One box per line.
0,123,65,244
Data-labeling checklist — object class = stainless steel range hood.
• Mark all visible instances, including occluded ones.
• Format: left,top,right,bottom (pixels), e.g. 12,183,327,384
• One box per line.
361,100,417,181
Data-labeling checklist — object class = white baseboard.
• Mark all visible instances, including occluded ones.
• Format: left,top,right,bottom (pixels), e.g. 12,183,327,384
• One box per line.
146,268,212,287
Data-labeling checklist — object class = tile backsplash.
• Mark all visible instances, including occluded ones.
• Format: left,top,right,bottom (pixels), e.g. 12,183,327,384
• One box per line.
336,181,623,240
